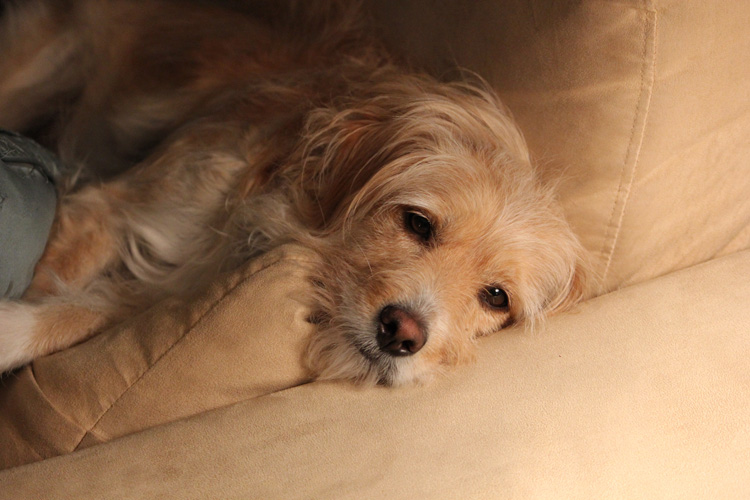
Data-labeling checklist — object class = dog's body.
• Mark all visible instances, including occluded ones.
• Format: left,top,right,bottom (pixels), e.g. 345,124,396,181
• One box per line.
0,0,586,385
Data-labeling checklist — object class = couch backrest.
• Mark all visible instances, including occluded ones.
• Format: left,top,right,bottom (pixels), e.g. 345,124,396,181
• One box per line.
366,0,750,294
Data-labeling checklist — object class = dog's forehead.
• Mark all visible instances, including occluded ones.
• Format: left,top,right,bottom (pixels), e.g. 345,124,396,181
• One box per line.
398,153,542,224
397,154,559,259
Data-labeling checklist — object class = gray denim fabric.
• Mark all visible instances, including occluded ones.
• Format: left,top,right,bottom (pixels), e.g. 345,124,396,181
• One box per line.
0,130,61,299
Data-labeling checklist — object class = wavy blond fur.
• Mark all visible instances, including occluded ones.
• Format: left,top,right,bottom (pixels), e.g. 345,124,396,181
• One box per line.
0,0,587,384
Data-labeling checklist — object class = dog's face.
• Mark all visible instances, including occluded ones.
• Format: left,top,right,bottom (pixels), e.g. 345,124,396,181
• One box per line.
298,78,585,385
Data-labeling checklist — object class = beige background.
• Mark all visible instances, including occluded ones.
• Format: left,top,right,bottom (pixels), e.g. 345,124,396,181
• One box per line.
367,0,750,293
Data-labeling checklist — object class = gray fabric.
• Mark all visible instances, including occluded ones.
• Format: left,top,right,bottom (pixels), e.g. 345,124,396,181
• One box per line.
0,130,61,299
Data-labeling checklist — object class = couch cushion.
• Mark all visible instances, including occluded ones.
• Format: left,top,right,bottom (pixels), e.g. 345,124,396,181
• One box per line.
1,249,748,498
366,0,750,293
0,245,317,468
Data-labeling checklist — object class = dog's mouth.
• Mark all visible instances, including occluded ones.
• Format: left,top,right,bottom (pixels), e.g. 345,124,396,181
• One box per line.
345,306,429,384
352,336,379,363
343,341,389,385
307,297,433,385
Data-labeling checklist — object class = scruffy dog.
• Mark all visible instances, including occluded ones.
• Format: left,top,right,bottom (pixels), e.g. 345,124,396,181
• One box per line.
0,0,586,385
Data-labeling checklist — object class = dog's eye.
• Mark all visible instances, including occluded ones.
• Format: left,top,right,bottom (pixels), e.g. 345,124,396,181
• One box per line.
481,286,509,310
405,212,432,241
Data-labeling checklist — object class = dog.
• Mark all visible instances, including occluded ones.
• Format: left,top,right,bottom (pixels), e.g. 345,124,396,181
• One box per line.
0,0,587,385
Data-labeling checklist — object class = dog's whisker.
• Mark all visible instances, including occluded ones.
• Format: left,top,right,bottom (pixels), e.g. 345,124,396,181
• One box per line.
353,241,374,278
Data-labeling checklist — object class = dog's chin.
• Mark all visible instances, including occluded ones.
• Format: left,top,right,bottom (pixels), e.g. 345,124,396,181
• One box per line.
305,327,430,386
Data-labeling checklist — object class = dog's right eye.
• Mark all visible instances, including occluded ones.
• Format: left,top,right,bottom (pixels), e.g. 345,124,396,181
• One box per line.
481,286,510,310
405,212,432,241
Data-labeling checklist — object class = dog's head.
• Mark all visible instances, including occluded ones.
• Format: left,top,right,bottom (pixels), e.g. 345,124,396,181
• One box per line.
290,75,586,385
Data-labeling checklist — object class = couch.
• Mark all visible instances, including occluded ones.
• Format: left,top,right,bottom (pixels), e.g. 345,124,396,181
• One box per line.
1,0,749,497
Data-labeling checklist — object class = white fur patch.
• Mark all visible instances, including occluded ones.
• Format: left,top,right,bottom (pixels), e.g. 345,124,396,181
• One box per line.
0,302,38,373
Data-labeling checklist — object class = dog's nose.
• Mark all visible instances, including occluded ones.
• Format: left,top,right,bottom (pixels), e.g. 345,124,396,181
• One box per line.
377,305,426,356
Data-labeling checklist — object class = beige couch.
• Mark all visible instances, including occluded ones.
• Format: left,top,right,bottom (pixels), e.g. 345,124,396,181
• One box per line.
2,0,749,497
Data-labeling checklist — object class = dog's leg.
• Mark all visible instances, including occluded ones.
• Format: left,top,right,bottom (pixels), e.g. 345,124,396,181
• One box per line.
0,299,113,373
24,185,122,299
0,185,123,373
25,119,256,301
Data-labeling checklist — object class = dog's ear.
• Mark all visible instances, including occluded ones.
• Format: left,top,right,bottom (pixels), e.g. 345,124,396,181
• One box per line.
550,259,591,313
289,75,532,231
293,105,400,230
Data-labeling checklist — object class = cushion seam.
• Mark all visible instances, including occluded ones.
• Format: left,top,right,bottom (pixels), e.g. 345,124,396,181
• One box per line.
598,2,658,292
73,254,317,450
27,364,89,439
5,365,86,462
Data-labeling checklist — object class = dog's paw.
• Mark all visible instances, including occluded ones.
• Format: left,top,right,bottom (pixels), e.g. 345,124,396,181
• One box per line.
0,301,37,373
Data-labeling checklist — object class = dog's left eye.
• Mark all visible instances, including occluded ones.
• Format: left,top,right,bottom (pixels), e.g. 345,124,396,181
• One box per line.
405,212,433,241
481,286,509,310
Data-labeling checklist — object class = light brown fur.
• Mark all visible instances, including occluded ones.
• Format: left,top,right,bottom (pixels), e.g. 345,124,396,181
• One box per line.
0,0,587,385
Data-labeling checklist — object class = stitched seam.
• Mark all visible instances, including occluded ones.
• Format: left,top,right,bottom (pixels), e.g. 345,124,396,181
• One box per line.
599,3,658,292
73,280,247,449
73,255,316,449
27,364,88,438
12,365,86,459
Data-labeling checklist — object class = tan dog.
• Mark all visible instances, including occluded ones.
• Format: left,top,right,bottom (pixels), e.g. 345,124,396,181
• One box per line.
0,0,586,385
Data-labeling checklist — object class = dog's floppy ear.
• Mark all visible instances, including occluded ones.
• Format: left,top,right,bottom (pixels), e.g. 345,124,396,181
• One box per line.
549,259,591,314
293,104,400,230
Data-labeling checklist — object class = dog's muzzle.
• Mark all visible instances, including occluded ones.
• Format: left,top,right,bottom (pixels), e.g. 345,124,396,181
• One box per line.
376,305,426,356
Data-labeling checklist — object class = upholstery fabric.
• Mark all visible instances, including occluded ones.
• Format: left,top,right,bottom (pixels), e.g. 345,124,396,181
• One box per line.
0,0,748,496
366,0,750,293
0,245,316,468
1,249,749,499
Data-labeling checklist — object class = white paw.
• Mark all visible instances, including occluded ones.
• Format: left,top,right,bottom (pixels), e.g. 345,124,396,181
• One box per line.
0,301,37,373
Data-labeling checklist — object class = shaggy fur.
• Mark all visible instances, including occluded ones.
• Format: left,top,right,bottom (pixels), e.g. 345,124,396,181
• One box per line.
0,0,587,385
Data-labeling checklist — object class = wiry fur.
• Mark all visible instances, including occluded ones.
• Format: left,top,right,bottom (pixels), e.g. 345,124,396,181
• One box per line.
0,0,587,385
